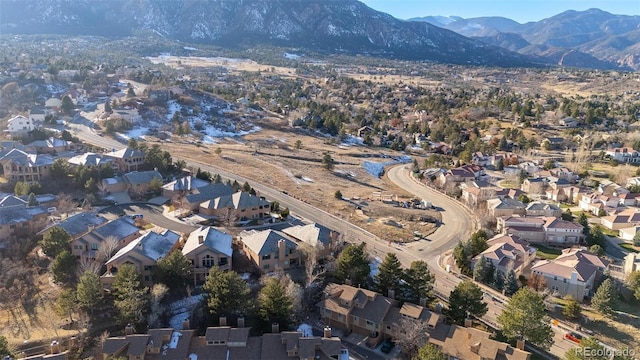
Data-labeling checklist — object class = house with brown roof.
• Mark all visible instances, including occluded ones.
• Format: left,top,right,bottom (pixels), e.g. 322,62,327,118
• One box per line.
199,191,270,220
102,325,347,360
542,217,584,245
182,226,233,285
104,147,146,172
427,324,530,360
239,229,300,272
601,208,640,230
102,228,181,287
605,147,640,164
317,283,442,346
472,234,536,277
461,181,498,206
531,248,609,301
498,216,583,245
579,193,618,215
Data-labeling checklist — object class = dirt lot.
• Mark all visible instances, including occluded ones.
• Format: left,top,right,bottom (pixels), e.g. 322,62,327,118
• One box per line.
165,117,439,243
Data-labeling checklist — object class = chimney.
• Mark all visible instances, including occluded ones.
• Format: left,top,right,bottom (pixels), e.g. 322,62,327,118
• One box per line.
182,318,190,330
470,342,481,354
198,235,204,244
516,339,525,351
323,327,332,338
345,278,352,286
464,318,473,328
219,315,227,326
419,297,427,307
387,289,395,299
467,332,472,340
272,322,280,333
125,324,134,335
50,341,60,354
237,316,245,328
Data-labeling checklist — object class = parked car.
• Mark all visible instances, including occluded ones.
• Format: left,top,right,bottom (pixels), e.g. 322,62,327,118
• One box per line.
380,340,395,354
564,332,582,344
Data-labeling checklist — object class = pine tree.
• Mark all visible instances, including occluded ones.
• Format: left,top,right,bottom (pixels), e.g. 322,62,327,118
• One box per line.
112,264,149,326
562,295,582,320
493,270,504,291
374,253,403,297
51,250,77,285
473,256,487,282
77,271,102,314
591,278,616,317
497,288,553,350
39,226,71,258
258,277,293,331
155,250,192,291
504,270,520,296
401,260,435,305
27,192,38,206
445,281,487,325
203,266,250,318
335,243,370,287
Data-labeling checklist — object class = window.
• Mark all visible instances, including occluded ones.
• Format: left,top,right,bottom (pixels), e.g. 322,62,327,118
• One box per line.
91,243,99,251
263,264,270,270
218,257,228,266
554,276,558,281
202,255,215,268
366,320,375,327
262,254,271,260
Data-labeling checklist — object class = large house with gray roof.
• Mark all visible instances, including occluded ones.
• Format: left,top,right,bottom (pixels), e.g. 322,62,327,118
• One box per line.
68,152,114,169
282,222,339,260
162,175,211,198
0,196,49,249
199,191,270,220
104,147,146,172
26,137,69,154
122,170,162,195
182,226,233,284
103,228,181,286
0,148,54,182
239,229,300,272
71,216,140,261
531,248,609,301
52,212,109,240
181,183,236,212
472,234,536,277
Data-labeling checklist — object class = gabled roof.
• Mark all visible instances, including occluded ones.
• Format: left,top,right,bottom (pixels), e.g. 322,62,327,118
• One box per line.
55,212,108,238
543,217,583,230
240,229,297,256
182,226,233,257
0,195,27,207
532,248,609,281
27,137,69,149
108,229,180,264
123,170,162,185
526,201,560,211
104,147,145,159
162,176,210,192
0,148,54,167
68,152,113,167
282,223,333,248
92,216,139,241
201,192,269,210
184,183,235,204
487,198,526,210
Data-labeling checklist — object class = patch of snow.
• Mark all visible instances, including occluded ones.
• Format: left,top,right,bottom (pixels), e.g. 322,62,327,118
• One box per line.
166,100,182,120
302,177,314,183
297,324,313,337
363,155,412,178
184,46,198,51
341,135,363,146
168,294,204,330
126,127,149,139
370,257,382,278
188,354,198,360
169,331,182,349
240,273,251,280
283,52,301,60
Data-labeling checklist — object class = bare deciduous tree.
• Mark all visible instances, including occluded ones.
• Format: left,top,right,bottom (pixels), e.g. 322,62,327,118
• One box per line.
56,193,78,218
148,283,168,328
299,243,326,288
77,256,102,277
222,208,237,226
394,318,430,359
96,236,120,264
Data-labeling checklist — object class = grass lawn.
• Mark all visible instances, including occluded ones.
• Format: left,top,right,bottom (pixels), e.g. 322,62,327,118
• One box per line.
0,176,7,183
534,244,562,260
497,180,516,189
601,228,619,237
620,243,639,253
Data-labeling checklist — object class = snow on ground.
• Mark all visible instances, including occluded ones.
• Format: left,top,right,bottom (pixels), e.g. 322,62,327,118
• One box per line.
125,127,149,139
284,52,302,60
362,155,412,178
302,177,314,183
168,294,203,330
297,324,313,337
188,354,198,360
167,100,182,120
370,257,382,278
341,135,363,146
184,46,198,51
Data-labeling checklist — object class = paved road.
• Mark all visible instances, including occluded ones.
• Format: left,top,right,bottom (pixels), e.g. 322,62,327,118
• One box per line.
72,122,579,358
99,203,197,234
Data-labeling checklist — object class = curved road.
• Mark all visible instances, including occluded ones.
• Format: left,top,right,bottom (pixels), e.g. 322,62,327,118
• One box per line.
67,119,579,357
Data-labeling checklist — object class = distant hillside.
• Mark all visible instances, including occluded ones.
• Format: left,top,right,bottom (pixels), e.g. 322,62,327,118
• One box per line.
413,8,640,70
0,0,548,68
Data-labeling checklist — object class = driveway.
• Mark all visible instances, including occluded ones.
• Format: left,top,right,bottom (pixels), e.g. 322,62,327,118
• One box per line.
99,203,197,234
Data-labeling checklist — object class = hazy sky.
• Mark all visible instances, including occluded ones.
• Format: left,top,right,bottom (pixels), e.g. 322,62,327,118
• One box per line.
359,0,640,23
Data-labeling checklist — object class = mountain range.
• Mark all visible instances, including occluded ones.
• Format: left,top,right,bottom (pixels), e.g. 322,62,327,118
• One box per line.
411,9,640,70
0,0,637,70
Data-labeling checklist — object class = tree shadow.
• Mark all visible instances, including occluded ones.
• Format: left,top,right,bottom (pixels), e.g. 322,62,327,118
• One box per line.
585,318,634,344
